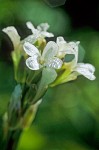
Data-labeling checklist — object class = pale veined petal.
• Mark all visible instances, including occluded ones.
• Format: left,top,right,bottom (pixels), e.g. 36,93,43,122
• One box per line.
26,22,36,34
26,56,40,70
56,36,66,46
2,26,20,49
74,63,96,80
66,41,80,64
41,31,54,37
23,42,40,57
42,41,58,60
37,23,50,31
45,57,63,69
26,22,41,37
66,42,79,54
77,63,95,72
26,22,54,38
24,35,37,44
56,37,67,58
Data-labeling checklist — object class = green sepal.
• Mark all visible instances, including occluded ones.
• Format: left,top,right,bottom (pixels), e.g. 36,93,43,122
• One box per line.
8,84,22,128
11,44,27,84
50,68,71,87
78,44,85,62
16,56,27,83
26,69,42,85
32,67,57,104
24,85,37,104
11,47,22,81
20,99,42,130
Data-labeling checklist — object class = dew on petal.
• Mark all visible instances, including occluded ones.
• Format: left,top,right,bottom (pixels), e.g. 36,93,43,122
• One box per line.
46,57,63,69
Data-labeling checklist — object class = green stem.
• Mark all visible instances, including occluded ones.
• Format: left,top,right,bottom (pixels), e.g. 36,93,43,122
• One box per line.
3,129,22,150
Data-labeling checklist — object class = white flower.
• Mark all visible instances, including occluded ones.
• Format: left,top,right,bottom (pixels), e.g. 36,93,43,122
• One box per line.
67,48,96,81
56,36,80,59
2,23,54,50
26,22,54,43
55,37,95,83
56,37,96,80
23,41,63,70
2,26,20,49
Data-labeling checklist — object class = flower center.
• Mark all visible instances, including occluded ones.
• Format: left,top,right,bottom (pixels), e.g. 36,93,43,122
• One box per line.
39,58,45,65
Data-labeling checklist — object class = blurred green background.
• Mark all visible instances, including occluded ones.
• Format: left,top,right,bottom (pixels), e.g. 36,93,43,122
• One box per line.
0,0,99,149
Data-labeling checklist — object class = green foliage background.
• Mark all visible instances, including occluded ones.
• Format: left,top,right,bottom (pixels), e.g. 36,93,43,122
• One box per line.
0,0,99,149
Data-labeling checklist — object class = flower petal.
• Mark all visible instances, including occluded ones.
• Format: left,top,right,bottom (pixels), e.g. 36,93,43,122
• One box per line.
46,57,63,69
77,63,95,72
26,22,36,33
26,22,40,37
2,26,20,49
42,41,58,60
56,37,68,58
66,42,79,55
37,23,50,31
23,42,40,57
26,56,40,70
74,63,96,80
65,41,80,65
26,22,54,39
41,31,54,37
56,36,66,46
24,35,37,44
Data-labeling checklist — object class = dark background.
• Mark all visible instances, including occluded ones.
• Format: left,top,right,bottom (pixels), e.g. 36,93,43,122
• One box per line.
64,0,99,30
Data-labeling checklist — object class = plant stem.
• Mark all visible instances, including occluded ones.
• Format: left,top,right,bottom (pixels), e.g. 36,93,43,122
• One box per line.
3,129,22,150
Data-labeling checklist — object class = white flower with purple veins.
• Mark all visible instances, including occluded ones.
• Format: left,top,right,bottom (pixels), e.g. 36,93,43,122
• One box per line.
23,41,63,70
26,22,54,43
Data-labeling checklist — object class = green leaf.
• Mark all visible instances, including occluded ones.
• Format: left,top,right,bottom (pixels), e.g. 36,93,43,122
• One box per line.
33,68,57,103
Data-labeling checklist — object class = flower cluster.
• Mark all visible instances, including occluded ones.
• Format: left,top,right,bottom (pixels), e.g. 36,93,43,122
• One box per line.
2,22,96,86
2,22,96,131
